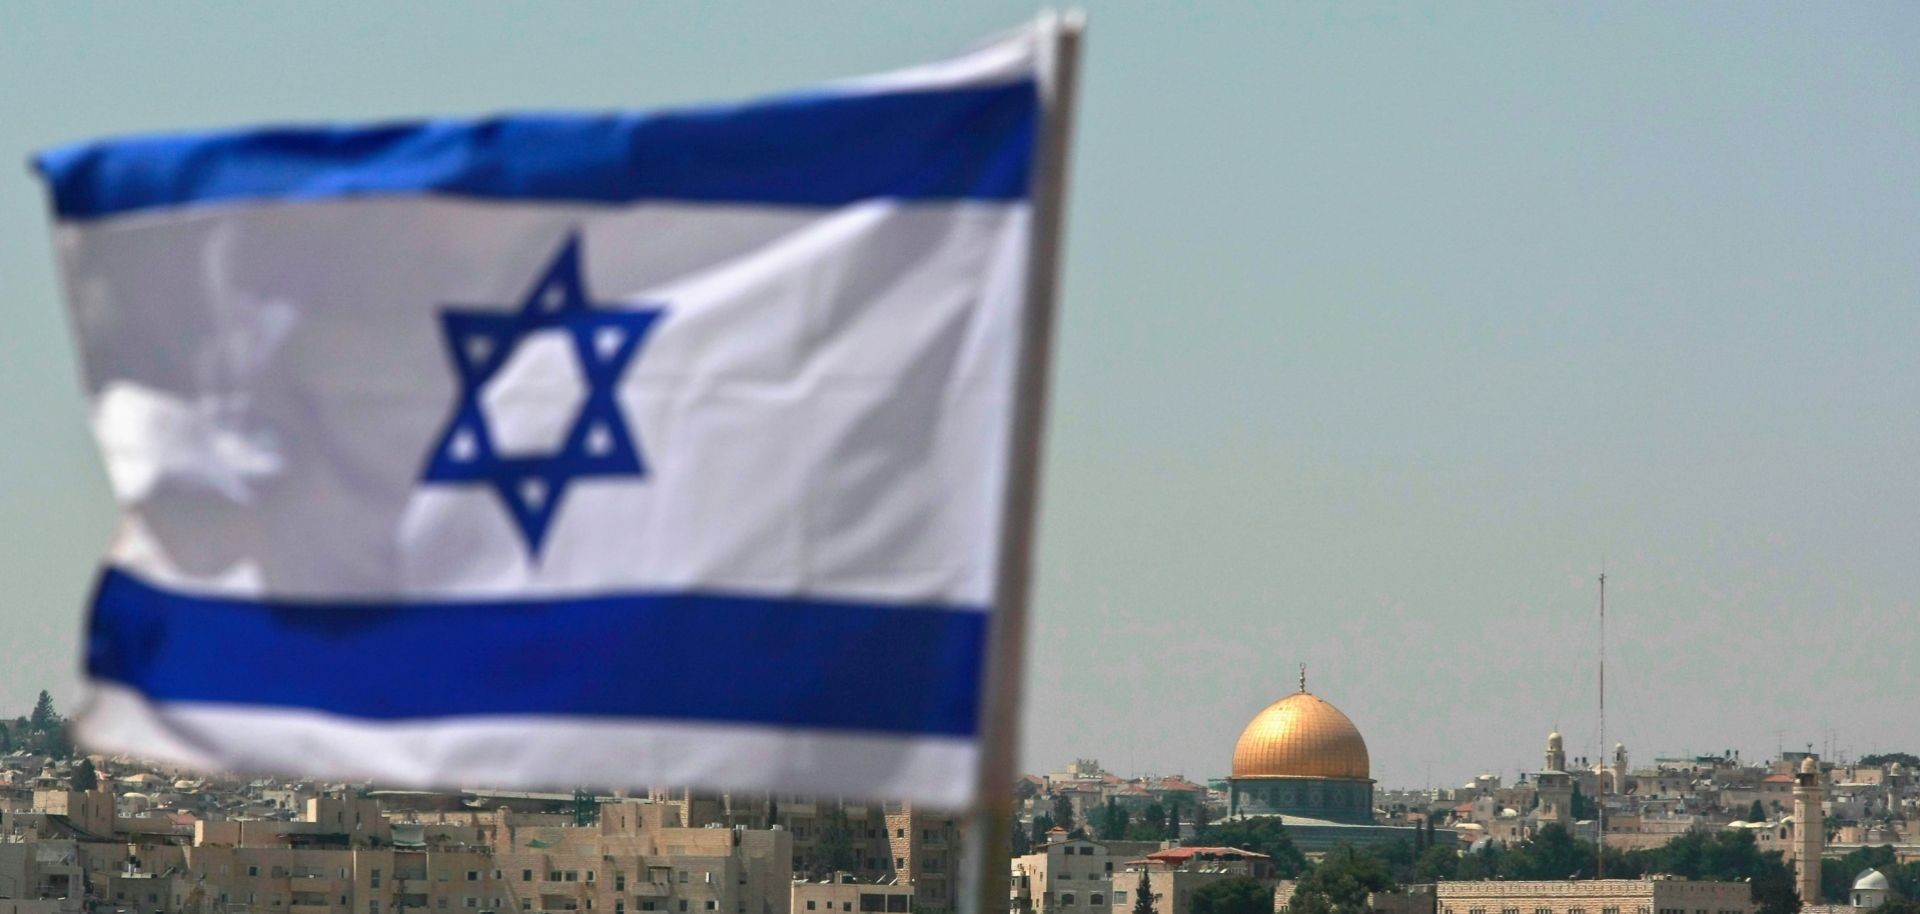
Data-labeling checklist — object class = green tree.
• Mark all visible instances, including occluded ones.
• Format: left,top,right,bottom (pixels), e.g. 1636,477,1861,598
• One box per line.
1289,845,1393,914
1165,801,1181,840
1748,801,1767,822
1030,814,1056,848
40,723,73,759
1859,753,1920,769
71,758,97,791
1413,844,1459,882
1131,869,1156,914
29,691,56,732
1052,795,1075,833
1193,817,1307,878
1570,784,1594,820
1193,802,1211,835
1191,877,1272,914
1142,803,1166,838
1097,798,1130,839
815,807,856,876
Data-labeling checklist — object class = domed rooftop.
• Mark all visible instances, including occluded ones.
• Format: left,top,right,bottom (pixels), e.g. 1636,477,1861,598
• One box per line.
1854,869,1890,893
1231,689,1371,781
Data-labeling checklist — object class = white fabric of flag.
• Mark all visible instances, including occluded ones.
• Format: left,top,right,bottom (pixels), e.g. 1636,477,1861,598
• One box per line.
35,25,1045,806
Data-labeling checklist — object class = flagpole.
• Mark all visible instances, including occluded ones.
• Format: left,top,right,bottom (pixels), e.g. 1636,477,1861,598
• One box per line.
964,10,1084,914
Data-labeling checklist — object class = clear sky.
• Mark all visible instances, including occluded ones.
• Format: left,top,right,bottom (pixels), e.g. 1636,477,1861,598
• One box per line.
2,3,1917,791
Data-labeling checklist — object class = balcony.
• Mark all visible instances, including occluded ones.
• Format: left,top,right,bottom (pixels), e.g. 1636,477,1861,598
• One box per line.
291,905,336,914
629,885,671,899
290,877,347,895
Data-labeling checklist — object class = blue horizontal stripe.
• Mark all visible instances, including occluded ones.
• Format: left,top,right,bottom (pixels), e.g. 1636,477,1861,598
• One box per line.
37,80,1036,220
87,569,986,737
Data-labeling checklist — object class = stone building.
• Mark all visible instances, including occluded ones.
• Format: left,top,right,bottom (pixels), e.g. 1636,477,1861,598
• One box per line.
789,875,912,914
1434,878,1753,914
1111,846,1278,914
1008,833,1110,914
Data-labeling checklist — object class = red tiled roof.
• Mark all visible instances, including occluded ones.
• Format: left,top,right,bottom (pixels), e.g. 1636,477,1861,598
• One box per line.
1761,774,1793,784
1141,846,1269,864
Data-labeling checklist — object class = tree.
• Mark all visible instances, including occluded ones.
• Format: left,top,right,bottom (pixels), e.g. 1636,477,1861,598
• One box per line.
1131,869,1156,914
1193,817,1307,879
1030,814,1056,849
0,723,10,753
1748,801,1767,822
40,723,73,760
1165,801,1181,840
1289,845,1393,914
1413,844,1459,883
30,691,56,733
1191,877,1272,914
815,807,856,877
1097,798,1131,839
1052,794,1075,833
1142,803,1166,839
1193,802,1211,835
72,758,97,791
1570,784,1594,820
1859,753,1920,769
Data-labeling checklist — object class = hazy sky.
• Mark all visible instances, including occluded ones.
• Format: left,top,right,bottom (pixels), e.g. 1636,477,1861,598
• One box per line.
3,4,1917,792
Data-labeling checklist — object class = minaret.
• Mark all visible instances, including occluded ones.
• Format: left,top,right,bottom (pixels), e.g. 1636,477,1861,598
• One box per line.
1794,756,1824,905
1536,732,1573,828
1612,743,1629,795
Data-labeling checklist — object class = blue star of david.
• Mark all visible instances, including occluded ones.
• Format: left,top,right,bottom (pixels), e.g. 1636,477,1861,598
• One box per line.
420,233,663,557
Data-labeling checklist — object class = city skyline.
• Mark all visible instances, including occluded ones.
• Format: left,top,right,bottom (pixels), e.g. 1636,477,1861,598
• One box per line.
3,4,1917,793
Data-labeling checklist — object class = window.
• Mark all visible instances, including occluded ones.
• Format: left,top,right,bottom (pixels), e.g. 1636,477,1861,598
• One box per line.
495,871,504,881
439,899,449,910
1078,848,1092,856
1604,908,1620,914
250,866,262,877
1058,873,1072,880
679,873,689,885
587,872,596,883
1061,895,1076,907
1116,893,1128,905
706,904,718,912
372,871,383,889
642,905,655,913
371,903,381,914
617,876,627,892
524,871,534,882
617,905,625,914
470,872,481,882
897,829,906,838
522,902,532,911
678,904,687,913
807,903,817,912
1091,896,1104,907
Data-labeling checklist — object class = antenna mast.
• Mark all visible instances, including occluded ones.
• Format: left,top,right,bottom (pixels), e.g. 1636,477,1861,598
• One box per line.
1597,569,1606,878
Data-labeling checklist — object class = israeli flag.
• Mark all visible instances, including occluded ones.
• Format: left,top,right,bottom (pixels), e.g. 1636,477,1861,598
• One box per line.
35,24,1056,806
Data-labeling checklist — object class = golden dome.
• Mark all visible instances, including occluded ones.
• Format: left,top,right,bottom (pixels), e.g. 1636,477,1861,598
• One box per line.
1231,690,1371,781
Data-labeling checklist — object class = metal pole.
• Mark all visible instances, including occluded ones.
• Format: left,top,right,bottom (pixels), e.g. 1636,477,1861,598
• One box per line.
964,11,1085,914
